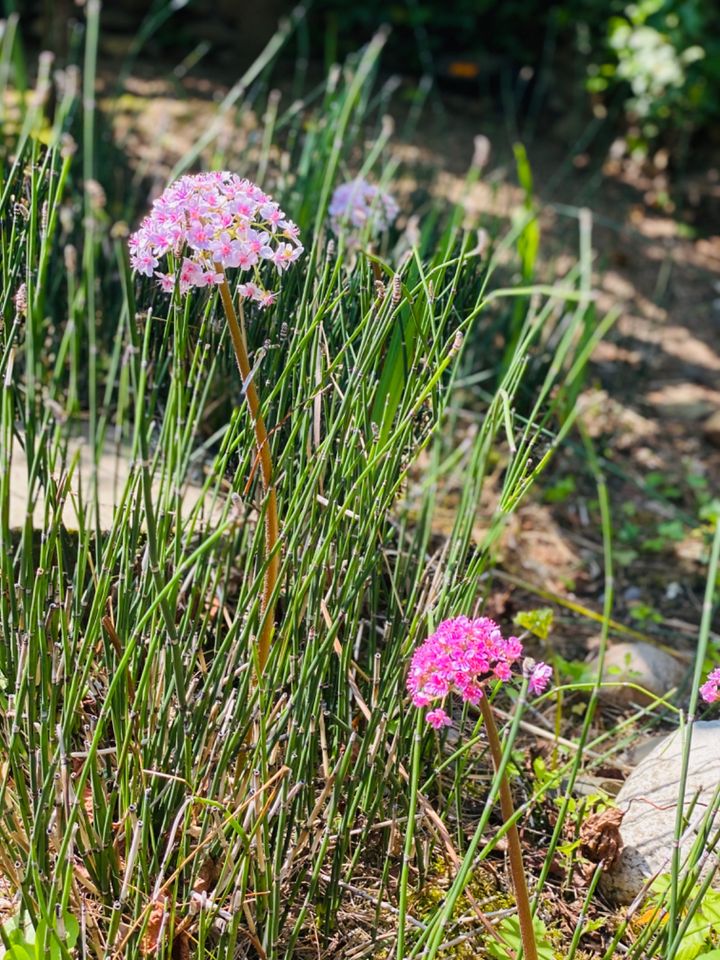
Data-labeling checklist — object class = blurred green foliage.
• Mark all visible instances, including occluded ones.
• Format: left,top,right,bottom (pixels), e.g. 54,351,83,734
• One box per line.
315,0,720,154
579,0,720,151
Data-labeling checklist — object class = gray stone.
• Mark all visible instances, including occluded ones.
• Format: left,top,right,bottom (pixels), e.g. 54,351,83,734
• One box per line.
7,436,224,532
601,722,720,904
624,733,668,767
622,586,643,603
596,641,687,706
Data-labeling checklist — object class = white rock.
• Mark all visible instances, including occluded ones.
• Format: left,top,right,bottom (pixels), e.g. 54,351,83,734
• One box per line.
601,722,720,904
596,641,687,706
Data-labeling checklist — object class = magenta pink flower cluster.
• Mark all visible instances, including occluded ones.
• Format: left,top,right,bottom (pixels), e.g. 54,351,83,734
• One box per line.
128,171,303,307
701,667,720,704
328,178,399,238
407,616,552,729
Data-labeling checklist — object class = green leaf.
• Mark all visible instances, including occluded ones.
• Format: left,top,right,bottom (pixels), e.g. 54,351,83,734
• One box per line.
657,519,685,541
514,607,554,640
486,915,555,960
676,925,713,960
36,912,79,959
63,913,80,950
543,475,576,503
553,654,593,684
6,946,35,960
2,911,35,947
370,299,419,444
702,889,720,924
700,500,720,523
513,142,534,198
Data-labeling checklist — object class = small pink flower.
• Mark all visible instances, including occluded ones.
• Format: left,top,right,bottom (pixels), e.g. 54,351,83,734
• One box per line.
426,708,452,729
460,681,484,704
236,248,258,270
155,272,175,293
282,220,301,241
199,269,224,287
700,667,720,704
130,249,158,277
238,282,261,300
494,662,512,681
187,223,213,250
222,239,246,269
233,199,257,218
260,202,284,229
180,257,203,285
257,290,277,310
210,231,235,263
245,229,265,254
528,661,553,696
504,637,523,660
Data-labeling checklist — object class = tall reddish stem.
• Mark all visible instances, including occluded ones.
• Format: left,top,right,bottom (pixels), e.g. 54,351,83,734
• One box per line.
479,695,538,960
217,270,279,673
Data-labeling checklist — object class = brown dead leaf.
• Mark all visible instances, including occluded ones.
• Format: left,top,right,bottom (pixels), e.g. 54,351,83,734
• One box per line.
192,857,219,898
140,895,167,956
83,786,95,824
171,930,190,960
580,806,624,869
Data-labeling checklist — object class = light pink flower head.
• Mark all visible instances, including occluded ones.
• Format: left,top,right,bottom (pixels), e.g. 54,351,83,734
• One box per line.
407,616,547,727
129,171,303,304
526,660,553,696
426,708,452,729
700,667,720,704
328,178,398,241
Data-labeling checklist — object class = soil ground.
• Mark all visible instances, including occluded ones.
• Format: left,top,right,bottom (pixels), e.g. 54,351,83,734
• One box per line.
417,88,720,667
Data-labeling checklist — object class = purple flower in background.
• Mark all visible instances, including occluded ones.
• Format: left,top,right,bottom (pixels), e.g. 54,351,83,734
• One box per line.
329,178,399,240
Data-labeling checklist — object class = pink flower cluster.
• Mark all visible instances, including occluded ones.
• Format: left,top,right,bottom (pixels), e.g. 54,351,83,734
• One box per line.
700,667,720,704
407,616,552,729
128,171,303,307
328,178,399,239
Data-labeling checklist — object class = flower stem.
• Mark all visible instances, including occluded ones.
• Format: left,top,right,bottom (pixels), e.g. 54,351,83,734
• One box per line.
216,271,279,673
479,694,538,960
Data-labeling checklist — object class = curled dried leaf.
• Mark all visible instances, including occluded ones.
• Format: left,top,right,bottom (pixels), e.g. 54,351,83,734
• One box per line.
580,806,624,869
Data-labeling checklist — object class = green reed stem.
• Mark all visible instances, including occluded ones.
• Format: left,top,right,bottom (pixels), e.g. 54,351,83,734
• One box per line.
397,709,423,960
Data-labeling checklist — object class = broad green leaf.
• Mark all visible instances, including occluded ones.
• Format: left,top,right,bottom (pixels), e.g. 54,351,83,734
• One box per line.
6,946,35,960
487,915,555,960
36,912,79,959
514,607,554,640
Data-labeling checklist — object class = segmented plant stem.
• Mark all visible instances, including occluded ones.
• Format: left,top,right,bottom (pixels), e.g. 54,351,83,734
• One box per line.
479,695,538,960
217,271,279,673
